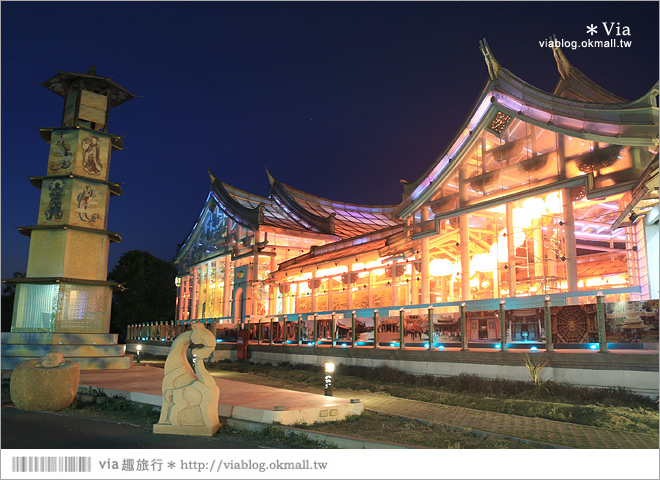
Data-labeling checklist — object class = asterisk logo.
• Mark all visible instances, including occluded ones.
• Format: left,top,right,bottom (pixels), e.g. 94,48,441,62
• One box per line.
586,24,598,35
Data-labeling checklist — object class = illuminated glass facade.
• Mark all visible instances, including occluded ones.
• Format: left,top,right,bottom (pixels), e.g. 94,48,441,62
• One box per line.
174,46,658,337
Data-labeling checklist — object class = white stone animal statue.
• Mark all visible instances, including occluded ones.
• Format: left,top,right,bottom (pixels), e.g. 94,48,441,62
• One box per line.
153,322,220,436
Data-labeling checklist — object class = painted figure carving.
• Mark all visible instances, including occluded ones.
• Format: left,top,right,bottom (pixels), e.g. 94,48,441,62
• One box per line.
44,180,66,221
81,135,102,175
76,185,102,223
153,322,220,436
50,132,73,171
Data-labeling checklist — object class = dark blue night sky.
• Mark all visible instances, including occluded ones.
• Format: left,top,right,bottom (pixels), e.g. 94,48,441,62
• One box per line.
2,1,657,280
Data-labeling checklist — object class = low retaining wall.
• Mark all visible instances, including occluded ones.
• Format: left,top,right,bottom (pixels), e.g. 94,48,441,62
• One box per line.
126,342,659,397
126,341,236,362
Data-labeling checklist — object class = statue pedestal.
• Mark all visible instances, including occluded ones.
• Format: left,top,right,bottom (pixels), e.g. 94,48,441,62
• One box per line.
153,422,220,436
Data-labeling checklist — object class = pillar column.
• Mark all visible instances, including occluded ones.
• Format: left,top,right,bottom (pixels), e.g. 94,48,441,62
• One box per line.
460,216,471,300
399,308,405,349
499,300,508,352
460,303,468,350
331,312,336,347
223,256,231,317
351,311,356,347
458,162,472,301
428,306,434,350
392,266,399,307
533,220,544,289
597,293,608,353
191,267,199,319
544,296,553,352
347,272,354,310
506,204,516,297
269,318,273,344
411,267,418,305
367,271,373,307
562,189,578,295
311,273,317,312
373,310,379,348
421,209,431,304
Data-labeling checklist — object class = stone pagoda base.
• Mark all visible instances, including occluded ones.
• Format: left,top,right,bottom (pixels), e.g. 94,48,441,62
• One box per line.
1,332,132,370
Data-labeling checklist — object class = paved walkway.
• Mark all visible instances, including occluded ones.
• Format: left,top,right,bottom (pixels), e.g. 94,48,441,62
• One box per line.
333,391,658,449
77,365,361,425
211,371,659,449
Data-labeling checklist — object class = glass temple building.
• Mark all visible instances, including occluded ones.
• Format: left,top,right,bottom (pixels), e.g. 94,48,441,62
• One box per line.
172,42,658,346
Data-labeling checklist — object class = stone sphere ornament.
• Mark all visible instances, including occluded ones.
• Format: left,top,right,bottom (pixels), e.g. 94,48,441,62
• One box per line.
10,352,80,411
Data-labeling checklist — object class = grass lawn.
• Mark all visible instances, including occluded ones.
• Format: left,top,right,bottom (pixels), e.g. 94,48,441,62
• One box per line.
296,411,536,448
204,360,659,436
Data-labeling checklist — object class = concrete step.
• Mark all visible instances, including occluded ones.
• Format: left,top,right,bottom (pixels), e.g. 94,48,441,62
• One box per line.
2,355,133,371
1,344,126,358
2,332,119,345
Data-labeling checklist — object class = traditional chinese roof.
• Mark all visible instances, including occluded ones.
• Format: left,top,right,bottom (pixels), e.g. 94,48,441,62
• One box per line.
174,169,404,270
42,67,136,107
266,168,336,235
395,38,659,218
207,169,401,239
267,169,401,238
276,179,402,238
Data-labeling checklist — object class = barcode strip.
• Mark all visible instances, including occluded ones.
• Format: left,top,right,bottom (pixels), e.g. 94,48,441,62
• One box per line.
12,456,91,473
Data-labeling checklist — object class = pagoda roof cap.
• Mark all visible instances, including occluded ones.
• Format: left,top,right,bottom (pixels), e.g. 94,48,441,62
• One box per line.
42,67,136,107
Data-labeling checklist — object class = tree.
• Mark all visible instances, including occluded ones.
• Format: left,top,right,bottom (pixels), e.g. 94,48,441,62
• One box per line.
1,272,25,332
108,250,177,342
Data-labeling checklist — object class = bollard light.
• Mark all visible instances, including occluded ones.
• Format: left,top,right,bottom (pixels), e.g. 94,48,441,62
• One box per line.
324,362,335,396
136,344,142,364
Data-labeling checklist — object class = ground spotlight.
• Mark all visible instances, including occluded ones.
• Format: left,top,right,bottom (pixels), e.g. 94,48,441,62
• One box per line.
324,362,335,396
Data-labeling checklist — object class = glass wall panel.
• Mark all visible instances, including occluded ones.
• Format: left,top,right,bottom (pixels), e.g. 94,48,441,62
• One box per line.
12,284,60,332
371,268,392,308
353,272,369,309
572,193,632,291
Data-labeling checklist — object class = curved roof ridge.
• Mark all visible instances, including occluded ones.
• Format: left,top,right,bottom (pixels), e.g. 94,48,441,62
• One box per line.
497,65,655,111
266,167,335,234
281,180,399,212
549,36,627,103
207,169,263,230
480,39,655,110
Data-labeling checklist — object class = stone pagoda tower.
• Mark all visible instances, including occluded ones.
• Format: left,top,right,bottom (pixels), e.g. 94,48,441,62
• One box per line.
1,67,135,370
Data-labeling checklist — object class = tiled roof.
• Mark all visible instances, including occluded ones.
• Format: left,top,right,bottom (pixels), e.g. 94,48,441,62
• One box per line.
281,183,402,238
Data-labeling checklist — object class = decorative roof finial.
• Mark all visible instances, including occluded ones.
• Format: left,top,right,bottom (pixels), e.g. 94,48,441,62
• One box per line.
207,168,217,184
265,165,276,185
88,65,96,75
550,35,572,80
479,38,501,80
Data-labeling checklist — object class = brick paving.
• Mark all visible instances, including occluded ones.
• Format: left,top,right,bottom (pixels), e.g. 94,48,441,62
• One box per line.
213,371,659,449
330,391,659,449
